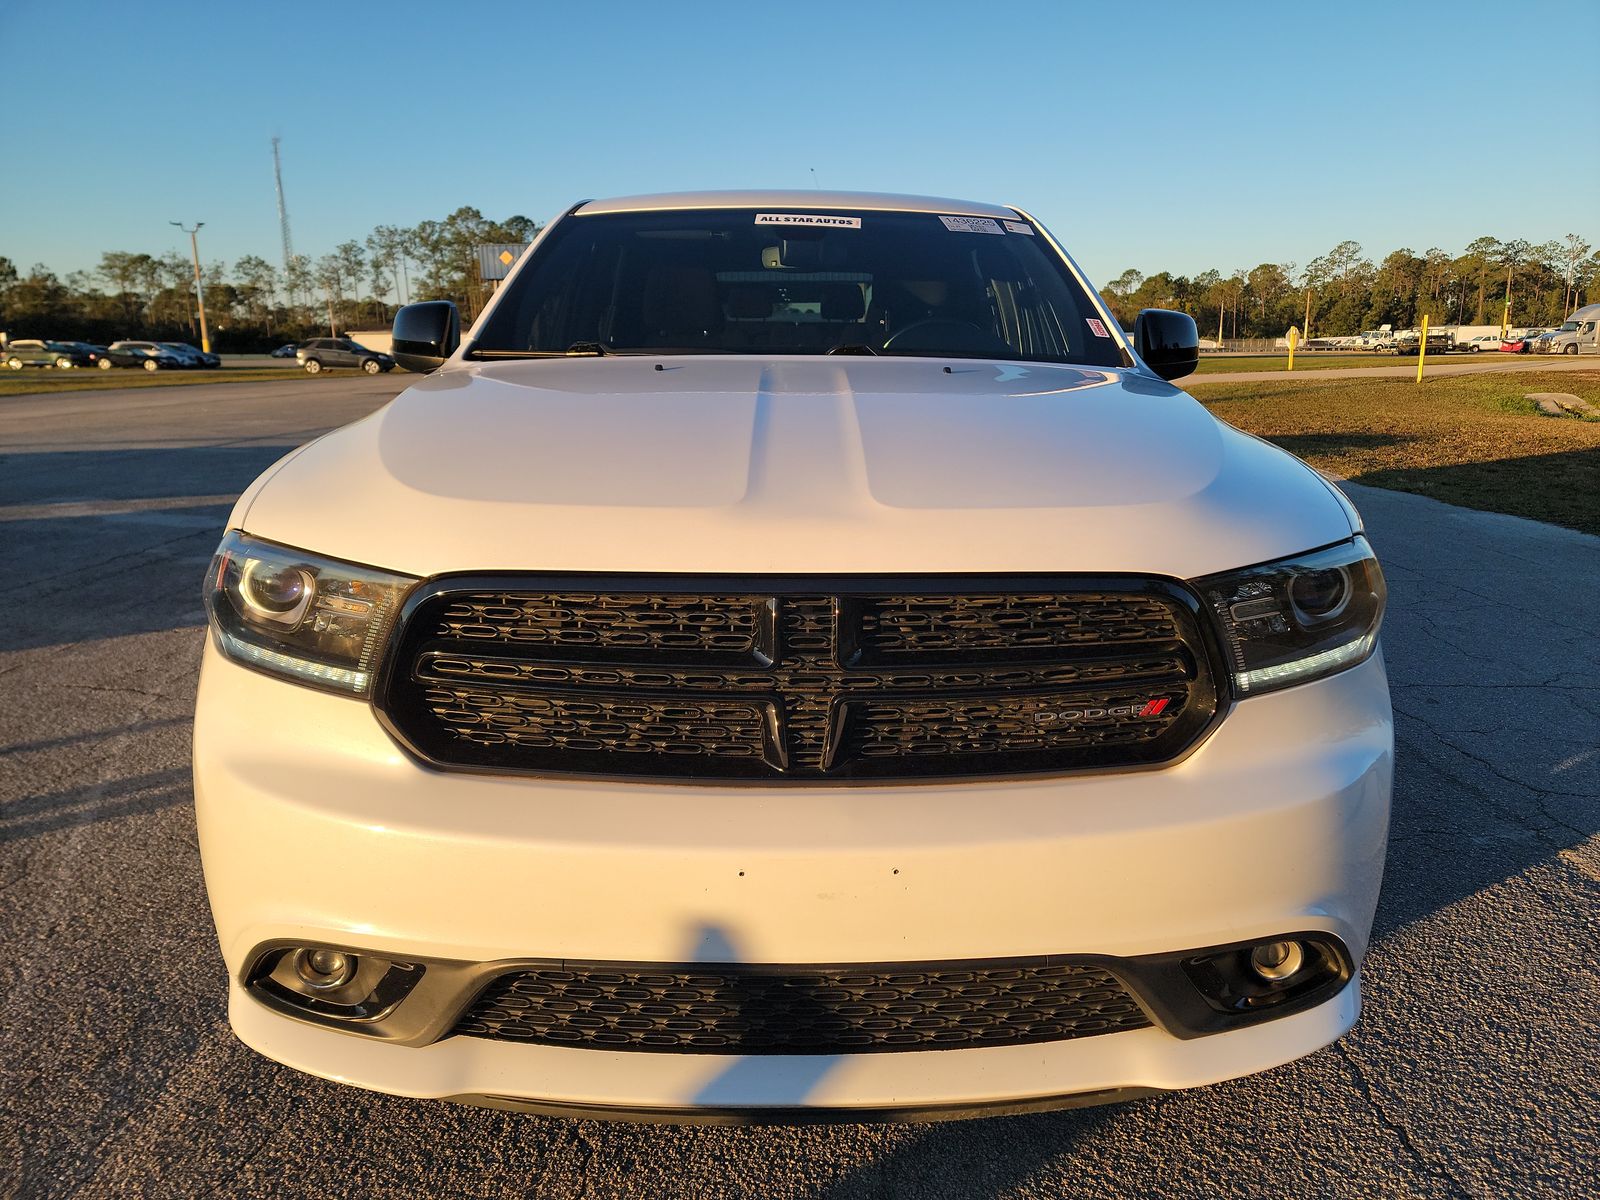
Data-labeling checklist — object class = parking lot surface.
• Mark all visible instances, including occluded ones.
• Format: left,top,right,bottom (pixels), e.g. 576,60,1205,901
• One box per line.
2,377,1596,1199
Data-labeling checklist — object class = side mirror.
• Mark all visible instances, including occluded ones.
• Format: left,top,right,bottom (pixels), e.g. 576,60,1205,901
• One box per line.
1134,308,1200,381
391,301,460,373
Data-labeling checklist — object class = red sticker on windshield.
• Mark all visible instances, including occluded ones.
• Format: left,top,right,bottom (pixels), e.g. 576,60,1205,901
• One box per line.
1086,319,1109,338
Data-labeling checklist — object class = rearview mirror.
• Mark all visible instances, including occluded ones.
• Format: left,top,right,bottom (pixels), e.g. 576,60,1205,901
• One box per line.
391,301,460,373
1134,309,1199,381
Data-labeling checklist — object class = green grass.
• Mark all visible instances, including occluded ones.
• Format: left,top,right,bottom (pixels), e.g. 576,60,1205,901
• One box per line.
0,364,310,396
1193,353,1436,373
1188,369,1600,535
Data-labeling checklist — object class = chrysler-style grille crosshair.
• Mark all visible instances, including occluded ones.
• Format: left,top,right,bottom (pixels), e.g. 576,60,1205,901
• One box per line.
450,959,1152,1054
376,576,1222,781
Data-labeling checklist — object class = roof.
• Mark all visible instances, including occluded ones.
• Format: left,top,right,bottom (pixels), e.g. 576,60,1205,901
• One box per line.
574,190,1020,218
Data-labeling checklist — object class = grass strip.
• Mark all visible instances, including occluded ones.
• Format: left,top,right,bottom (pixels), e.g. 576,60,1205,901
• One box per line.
1189,370,1600,536
0,367,315,396
1186,353,1526,374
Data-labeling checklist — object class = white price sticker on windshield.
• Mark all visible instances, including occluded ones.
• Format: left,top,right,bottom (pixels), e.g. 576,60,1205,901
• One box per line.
1003,221,1035,235
938,215,1004,235
755,213,862,229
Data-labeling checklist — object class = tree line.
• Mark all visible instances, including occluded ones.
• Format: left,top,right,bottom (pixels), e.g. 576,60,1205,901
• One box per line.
3,216,1594,352
0,206,539,352
1098,234,1597,341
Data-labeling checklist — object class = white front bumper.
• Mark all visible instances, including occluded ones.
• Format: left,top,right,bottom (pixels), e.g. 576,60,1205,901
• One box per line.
194,643,1392,1117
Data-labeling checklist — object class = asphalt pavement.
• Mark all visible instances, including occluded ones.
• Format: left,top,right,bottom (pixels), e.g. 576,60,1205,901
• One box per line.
1,375,1596,1199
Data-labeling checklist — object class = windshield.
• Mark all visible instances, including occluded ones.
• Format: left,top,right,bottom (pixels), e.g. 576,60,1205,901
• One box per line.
1557,321,1580,332
474,208,1125,368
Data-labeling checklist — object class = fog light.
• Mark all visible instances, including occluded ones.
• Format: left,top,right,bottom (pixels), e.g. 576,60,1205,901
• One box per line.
1249,940,1305,982
1174,933,1351,1029
295,948,358,990
248,943,424,1027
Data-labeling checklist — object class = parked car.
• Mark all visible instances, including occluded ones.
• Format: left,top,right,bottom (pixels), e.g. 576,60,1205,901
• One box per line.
270,343,301,358
295,337,394,374
1459,334,1503,353
3,339,100,369
196,189,1392,1123
161,341,221,368
56,341,114,369
105,341,184,371
1499,329,1547,353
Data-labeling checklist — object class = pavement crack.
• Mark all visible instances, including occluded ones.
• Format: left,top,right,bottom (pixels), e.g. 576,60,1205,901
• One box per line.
0,526,218,599
570,1121,599,1199
58,683,173,700
1394,703,1593,844
1334,1043,1478,1197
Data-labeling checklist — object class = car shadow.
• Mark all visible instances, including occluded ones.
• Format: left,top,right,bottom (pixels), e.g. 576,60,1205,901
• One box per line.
1338,478,1600,942
1268,431,1415,458
1351,446,1600,538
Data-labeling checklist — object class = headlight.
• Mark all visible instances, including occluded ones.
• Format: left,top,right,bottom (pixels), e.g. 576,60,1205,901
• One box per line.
1198,536,1386,696
204,532,416,696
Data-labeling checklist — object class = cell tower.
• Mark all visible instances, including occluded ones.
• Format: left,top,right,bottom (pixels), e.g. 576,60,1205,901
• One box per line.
271,137,295,291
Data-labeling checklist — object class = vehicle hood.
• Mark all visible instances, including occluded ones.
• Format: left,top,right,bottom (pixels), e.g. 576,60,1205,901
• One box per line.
235,357,1355,579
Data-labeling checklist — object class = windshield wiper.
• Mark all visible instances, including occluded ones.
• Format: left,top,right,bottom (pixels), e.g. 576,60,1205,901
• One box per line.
826,343,878,356
472,345,740,359
468,348,567,359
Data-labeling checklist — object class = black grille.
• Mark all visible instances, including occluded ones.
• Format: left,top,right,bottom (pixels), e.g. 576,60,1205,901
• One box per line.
377,575,1221,781
450,959,1151,1054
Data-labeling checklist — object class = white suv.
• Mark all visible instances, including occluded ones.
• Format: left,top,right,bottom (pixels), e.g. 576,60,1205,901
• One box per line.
194,191,1392,1122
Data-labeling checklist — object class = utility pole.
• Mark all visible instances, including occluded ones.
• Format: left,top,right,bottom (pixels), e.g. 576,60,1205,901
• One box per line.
272,137,295,303
1303,286,1313,341
170,221,211,353
1501,260,1513,338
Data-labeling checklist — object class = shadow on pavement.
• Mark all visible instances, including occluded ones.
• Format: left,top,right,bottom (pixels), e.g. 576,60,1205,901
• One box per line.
0,445,298,507
0,446,302,653
1341,479,1600,943
0,767,190,844
1353,446,1600,538
0,717,189,758
799,1102,1131,1199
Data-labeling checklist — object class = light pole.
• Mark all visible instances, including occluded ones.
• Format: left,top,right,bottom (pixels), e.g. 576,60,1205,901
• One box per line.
170,221,212,353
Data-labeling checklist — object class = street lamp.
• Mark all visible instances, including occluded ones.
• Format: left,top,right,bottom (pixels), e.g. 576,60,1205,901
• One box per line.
170,221,212,353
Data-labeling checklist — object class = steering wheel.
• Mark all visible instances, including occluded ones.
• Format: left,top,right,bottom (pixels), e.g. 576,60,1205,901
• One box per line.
881,318,1008,355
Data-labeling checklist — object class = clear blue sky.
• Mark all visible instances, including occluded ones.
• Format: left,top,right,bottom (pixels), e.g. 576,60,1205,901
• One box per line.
3,0,1596,289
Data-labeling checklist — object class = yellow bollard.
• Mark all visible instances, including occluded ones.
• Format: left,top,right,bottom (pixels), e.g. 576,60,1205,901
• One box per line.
1287,326,1298,371
1416,315,1429,383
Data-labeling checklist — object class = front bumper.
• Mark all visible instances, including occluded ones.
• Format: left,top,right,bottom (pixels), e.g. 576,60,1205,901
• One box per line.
194,642,1392,1119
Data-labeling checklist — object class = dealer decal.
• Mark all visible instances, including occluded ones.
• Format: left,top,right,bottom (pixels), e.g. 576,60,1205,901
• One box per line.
1086,318,1110,338
1002,220,1035,235
938,215,1004,235
754,213,862,229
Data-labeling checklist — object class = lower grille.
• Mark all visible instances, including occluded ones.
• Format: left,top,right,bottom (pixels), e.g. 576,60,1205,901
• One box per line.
451,959,1151,1054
